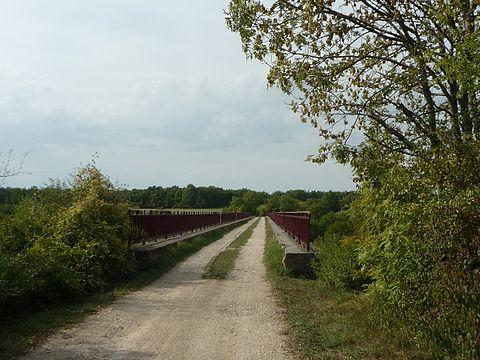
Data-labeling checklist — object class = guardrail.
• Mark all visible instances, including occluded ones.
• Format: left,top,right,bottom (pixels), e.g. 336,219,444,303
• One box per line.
268,211,311,250
130,210,252,244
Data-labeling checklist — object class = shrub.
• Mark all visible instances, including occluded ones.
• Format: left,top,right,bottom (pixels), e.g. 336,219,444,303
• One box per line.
0,165,134,315
355,143,480,358
256,204,269,216
312,212,369,291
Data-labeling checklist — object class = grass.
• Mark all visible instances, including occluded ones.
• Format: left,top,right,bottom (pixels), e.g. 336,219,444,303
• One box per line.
0,219,250,359
264,219,431,360
203,218,259,279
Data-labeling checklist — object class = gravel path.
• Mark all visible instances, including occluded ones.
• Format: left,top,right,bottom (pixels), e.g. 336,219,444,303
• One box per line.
21,217,293,360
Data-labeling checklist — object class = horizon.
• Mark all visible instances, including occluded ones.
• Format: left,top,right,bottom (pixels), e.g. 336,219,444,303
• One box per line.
0,180,357,194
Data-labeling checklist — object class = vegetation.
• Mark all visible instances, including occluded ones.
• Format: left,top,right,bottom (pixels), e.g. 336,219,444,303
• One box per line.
0,164,134,318
312,212,369,292
264,220,429,359
1,185,355,220
203,218,258,279
226,190,267,213
0,187,36,216
354,146,480,358
228,0,480,356
121,184,244,210
7,0,480,356
0,209,249,358
226,189,355,233
226,0,480,163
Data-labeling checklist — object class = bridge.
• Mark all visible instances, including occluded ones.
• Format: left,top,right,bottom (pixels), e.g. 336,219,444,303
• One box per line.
129,210,313,273
130,209,252,245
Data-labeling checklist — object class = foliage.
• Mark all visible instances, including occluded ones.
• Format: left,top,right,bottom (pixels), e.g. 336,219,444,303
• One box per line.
121,184,246,209
0,187,36,216
256,204,269,216
0,165,134,316
227,190,267,213
227,1,480,356
355,143,480,358
226,0,480,163
312,212,369,291
302,191,356,239
1,185,355,221
264,220,428,359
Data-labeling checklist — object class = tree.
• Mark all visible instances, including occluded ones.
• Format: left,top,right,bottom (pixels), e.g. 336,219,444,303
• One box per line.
181,184,198,207
226,1,480,169
227,2,480,355
278,194,299,211
256,204,270,216
0,150,28,185
226,190,266,213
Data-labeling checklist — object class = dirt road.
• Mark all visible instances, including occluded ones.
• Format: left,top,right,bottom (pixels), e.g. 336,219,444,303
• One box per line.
22,217,293,360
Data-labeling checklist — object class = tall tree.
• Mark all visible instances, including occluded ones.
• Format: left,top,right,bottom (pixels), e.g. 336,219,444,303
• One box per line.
226,0,480,169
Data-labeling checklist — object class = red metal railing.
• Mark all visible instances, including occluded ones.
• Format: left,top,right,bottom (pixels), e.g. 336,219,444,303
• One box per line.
130,210,252,244
268,211,311,250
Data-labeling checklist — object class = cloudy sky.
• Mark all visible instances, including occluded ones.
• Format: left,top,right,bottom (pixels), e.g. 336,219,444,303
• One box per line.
0,0,354,192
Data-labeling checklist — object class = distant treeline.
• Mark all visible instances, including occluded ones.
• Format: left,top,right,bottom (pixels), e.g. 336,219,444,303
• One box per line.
0,185,356,244
0,187,37,215
0,185,356,216
120,185,243,210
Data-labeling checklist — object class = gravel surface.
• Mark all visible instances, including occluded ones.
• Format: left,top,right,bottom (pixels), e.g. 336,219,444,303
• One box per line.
21,217,293,360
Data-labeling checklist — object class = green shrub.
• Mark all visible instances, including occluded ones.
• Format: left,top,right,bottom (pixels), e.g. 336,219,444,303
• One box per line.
312,212,369,291
0,165,134,316
355,143,480,358
256,204,269,216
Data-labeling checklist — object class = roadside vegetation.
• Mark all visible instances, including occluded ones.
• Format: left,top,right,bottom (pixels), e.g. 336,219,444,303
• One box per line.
264,220,429,359
203,218,258,279
0,164,134,318
0,164,250,358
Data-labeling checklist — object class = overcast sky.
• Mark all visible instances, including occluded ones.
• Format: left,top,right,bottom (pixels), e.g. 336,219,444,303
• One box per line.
0,0,355,192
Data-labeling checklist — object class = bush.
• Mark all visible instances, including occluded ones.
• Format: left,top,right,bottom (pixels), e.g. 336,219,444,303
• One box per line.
0,165,134,315
355,143,480,358
256,204,269,216
312,212,369,291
